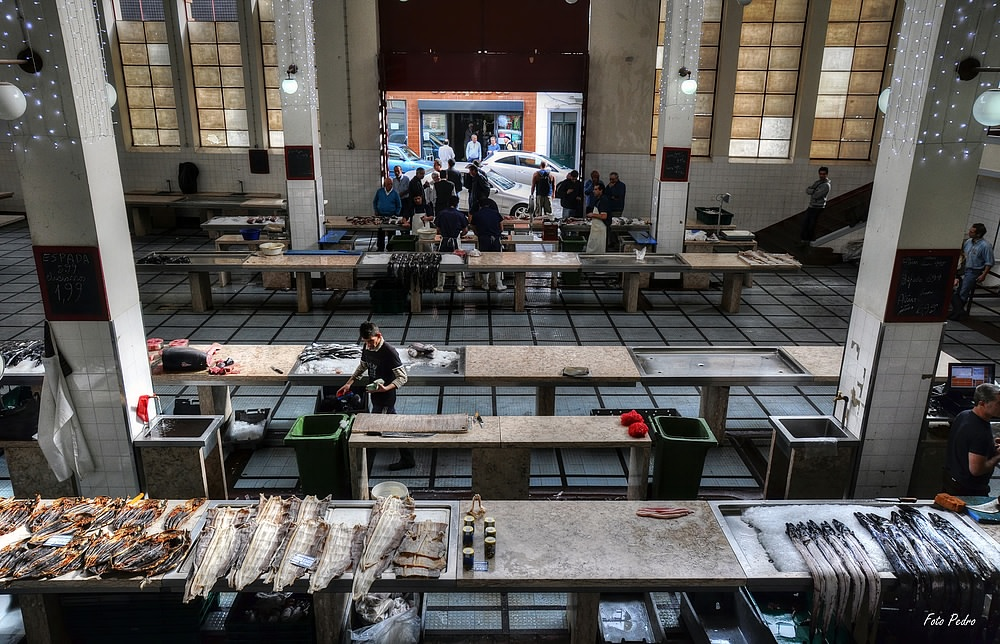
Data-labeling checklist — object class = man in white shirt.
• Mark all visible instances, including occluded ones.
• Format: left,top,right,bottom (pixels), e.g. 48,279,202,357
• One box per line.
438,139,455,165
465,135,482,163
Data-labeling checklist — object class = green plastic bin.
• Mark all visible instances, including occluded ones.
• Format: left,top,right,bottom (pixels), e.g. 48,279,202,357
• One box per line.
650,416,717,500
560,237,586,285
285,413,354,498
386,235,417,251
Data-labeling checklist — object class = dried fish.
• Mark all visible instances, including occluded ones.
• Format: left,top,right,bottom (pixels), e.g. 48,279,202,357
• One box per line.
228,495,296,590
0,496,39,535
164,498,207,531
392,520,448,579
0,339,43,369
352,496,415,601
309,523,365,593
27,497,83,533
270,517,330,592
111,529,192,578
111,497,167,532
82,526,144,576
183,506,255,602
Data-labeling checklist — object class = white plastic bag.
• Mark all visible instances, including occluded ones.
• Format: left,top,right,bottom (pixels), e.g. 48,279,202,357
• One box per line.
350,606,420,644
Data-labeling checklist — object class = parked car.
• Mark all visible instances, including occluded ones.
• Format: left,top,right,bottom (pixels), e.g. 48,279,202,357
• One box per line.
387,143,434,174
404,167,531,217
477,151,570,186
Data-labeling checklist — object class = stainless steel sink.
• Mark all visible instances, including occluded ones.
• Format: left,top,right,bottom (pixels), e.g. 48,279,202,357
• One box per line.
134,415,223,448
769,415,858,449
629,346,812,384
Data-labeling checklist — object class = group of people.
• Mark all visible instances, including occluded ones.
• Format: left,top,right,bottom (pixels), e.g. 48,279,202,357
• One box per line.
375,160,493,227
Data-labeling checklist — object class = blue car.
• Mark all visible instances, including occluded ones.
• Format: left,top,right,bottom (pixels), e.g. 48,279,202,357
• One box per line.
387,143,433,174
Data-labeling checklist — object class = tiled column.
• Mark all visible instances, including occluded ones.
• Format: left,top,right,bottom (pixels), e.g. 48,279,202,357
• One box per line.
844,0,1000,497
652,0,705,257
11,0,151,496
274,0,324,250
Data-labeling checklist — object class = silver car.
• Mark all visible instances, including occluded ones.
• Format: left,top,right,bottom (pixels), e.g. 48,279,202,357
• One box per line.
478,151,569,186
404,168,532,217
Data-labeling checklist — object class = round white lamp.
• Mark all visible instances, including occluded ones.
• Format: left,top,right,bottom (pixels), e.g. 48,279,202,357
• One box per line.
877,87,891,114
972,89,1000,127
105,82,117,107
281,77,298,94
680,78,698,95
0,82,26,120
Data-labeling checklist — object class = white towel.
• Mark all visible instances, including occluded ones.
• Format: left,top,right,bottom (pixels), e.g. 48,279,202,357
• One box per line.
36,348,95,483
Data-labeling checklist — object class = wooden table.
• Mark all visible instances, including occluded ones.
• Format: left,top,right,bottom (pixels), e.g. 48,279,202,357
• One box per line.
464,345,641,415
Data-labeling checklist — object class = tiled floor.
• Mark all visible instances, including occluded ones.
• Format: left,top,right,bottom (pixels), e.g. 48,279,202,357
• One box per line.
4,219,1000,498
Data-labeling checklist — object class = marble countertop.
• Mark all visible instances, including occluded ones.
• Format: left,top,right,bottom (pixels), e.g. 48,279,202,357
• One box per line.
780,346,956,383
151,344,303,386
464,346,641,385
243,254,360,269
466,252,581,270
350,414,501,448
679,253,801,272
499,415,651,448
457,500,745,590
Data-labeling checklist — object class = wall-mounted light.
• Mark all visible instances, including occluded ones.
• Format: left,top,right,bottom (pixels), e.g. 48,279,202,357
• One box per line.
281,64,299,95
0,48,43,120
679,67,698,95
877,87,891,114
957,57,1000,127
735,0,753,6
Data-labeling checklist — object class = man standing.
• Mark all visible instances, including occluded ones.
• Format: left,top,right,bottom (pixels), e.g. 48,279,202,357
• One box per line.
951,223,995,320
464,164,490,214
530,161,555,219
605,172,626,218
801,166,831,245
391,165,410,217
584,183,613,254
584,170,604,212
486,136,501,157
446,159,464,202
470,198,507,291
437,139,455,165
945,383,1000,495
433,195,468,293
465,134,482,164
338,322,413,471
373,177,401,218
431,171,455,213
555,170,584,219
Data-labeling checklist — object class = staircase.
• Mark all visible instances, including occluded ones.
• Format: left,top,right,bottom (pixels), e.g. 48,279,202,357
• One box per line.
754,183,873,265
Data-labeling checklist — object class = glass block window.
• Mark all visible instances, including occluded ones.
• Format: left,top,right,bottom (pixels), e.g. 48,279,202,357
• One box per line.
729,0,807,159
257,0,283,147
810,0,896,159
187,0,248,147
113,1,178,146
692,0,722,157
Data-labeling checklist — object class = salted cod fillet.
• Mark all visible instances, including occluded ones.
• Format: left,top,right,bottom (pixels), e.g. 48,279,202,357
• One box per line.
309,522,366,593
183,506,254,602
271,516,330,591
227,495,298,590
393,520,448,578
352,496,416,601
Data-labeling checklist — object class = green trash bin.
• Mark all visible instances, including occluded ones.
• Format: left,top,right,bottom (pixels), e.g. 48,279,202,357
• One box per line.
285,413,354,498
650,416,717,500
560,237,586,285
386,235,417,251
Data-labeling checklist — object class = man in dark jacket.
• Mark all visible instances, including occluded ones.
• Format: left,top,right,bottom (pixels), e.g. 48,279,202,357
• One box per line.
446,159,463,200
555,170,584,219
464,165,491,214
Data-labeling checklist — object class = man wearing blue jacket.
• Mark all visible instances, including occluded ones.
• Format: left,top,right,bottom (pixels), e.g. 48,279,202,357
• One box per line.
373,177,401,217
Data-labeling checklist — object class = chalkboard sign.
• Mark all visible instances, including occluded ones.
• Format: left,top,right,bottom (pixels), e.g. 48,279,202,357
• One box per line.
32,246,110,321
659,147,691,182
285,145,314,180
248,149,270,174
884,249,960,322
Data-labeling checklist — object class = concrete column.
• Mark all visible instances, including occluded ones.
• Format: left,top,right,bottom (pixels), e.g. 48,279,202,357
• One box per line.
843,0,1000,497
11,0,151,496
274,0,324,250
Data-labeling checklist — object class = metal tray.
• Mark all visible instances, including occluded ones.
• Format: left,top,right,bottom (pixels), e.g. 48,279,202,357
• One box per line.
288,345,465,386
708,500,1000,591
628,346,811,385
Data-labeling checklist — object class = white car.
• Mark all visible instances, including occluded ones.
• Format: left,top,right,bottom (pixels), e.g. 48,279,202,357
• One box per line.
478,151,570,186
403,167,532,217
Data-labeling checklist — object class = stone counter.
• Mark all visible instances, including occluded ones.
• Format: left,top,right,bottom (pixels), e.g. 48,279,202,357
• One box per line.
464,345,640,385
780,346,957,383
457,500,744,590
